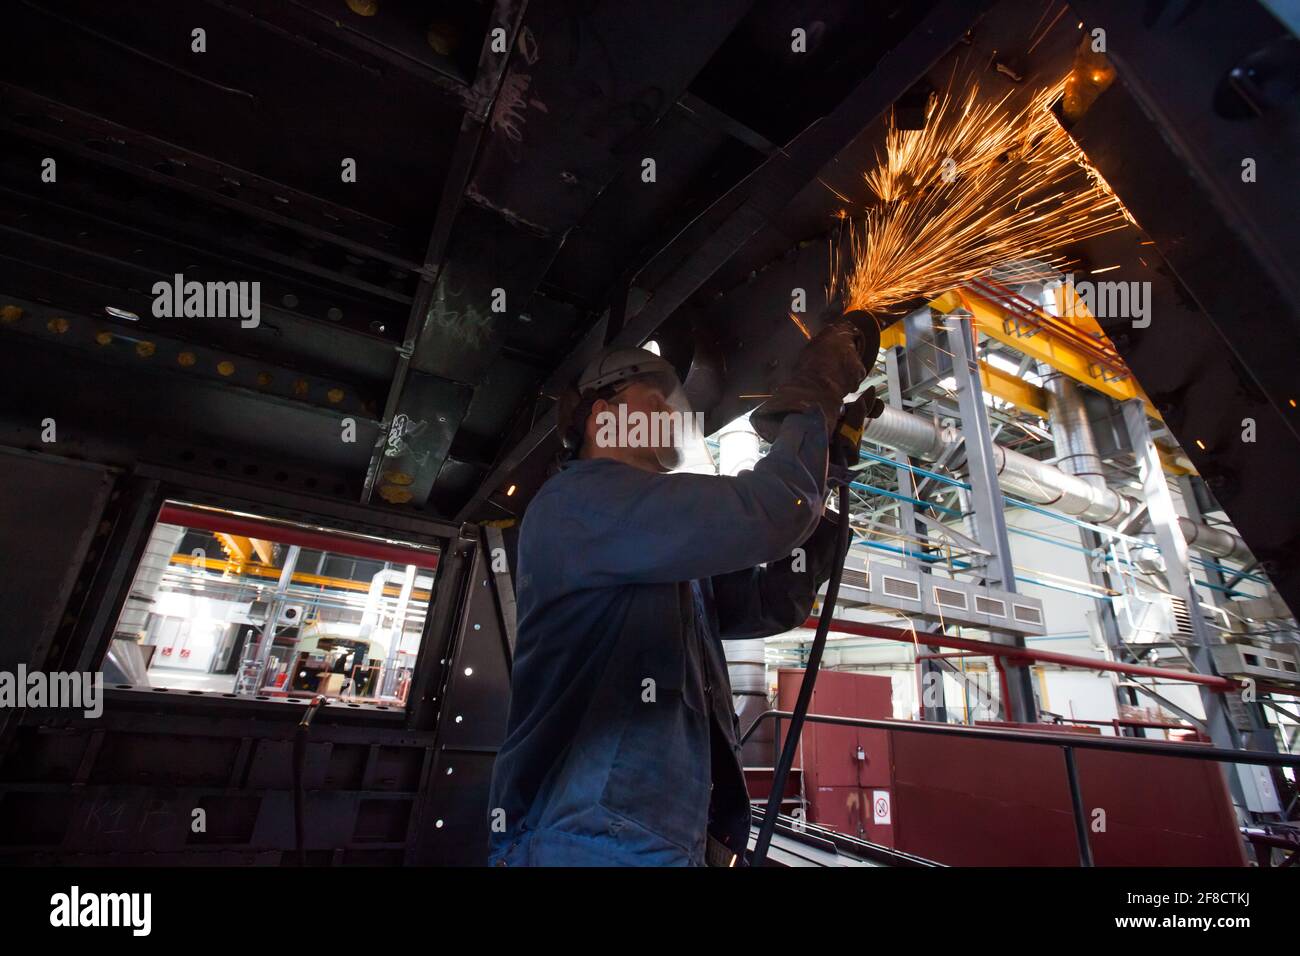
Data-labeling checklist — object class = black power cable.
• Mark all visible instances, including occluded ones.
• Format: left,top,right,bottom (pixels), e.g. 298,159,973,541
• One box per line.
749,309,880,865
750,481,852,866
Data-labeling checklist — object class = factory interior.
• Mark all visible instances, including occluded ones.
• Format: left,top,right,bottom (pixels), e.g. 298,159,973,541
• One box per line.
2,0,1299,890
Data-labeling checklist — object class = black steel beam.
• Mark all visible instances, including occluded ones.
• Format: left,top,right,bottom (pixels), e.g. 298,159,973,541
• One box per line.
370,0,759,514
0,294,379,421
676,92,777,157
1067,0,1300,437
0,83,426,275
361,0,531,508
276,0,475,92
454,0,994,522
616,0,994,350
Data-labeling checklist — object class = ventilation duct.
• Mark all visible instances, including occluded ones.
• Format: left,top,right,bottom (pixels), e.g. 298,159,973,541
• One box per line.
860,403,1250,561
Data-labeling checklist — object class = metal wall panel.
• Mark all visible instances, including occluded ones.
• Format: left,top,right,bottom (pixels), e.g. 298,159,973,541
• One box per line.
0,449,113,673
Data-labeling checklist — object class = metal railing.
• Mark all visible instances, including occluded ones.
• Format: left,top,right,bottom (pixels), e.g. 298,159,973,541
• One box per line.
742,709,1300,866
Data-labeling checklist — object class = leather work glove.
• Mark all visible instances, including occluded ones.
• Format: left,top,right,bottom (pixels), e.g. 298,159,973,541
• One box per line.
751,319,870,444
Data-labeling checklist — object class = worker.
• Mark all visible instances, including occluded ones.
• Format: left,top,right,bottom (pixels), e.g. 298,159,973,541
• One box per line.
487,316,876,866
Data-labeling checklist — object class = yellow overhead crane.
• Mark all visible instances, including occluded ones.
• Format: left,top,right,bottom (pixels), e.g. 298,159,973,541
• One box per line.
877,278,1192,475
169,553,434,602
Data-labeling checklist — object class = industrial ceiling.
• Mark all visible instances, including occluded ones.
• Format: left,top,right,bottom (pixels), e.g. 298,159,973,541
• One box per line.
0,0,948,517
2,0,1297,612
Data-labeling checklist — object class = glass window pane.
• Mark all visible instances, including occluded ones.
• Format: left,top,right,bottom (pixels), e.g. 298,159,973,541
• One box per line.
106,501,440,710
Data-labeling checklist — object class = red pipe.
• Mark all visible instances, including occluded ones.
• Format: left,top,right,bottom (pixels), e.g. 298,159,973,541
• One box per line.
157,504,440,570
801,617,1239,692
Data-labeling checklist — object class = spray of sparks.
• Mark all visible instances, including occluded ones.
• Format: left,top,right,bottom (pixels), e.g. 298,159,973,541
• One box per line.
838,78,1131,314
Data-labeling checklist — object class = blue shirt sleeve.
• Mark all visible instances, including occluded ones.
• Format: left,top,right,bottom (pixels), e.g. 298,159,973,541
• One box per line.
710,513,841,639
541,409,828,587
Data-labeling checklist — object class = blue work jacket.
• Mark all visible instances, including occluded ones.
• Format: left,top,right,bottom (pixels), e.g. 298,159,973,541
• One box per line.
487,410,837,866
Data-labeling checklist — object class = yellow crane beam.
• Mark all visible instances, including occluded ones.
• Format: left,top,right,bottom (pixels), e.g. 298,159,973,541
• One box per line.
877,320,1049,417
249,537,276,565
168,554,433,601
876,291,1192,476
213,532,252,564
929,288,1158,416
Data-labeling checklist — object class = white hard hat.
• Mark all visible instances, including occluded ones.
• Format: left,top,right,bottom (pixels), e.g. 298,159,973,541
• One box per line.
577,346,680,396
562,345,697,470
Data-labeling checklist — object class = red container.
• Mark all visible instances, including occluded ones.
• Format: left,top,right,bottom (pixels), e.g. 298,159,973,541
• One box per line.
774,669,1245,865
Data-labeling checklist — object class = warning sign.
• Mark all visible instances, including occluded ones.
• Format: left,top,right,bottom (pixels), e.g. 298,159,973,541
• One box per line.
872,789,891,825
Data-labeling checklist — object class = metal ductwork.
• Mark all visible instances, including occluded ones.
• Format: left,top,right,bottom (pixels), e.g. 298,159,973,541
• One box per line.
1005,367,1128,525
1176,518,1251,563
990,443,1130,525
860,403,1250,561
1040,369,1107,490
859,403,953,461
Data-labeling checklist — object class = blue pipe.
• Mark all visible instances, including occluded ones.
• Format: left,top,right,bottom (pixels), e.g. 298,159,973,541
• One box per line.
850,481,964,517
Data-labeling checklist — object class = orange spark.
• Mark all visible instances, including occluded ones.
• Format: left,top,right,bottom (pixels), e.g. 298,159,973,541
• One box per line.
837,78,1131,315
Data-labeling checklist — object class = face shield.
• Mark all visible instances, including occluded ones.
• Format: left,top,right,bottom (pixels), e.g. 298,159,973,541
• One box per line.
579,348,700,472
617,368,699,471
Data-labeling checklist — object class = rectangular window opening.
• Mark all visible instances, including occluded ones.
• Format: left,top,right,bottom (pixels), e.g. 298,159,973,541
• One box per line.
105,501,441,710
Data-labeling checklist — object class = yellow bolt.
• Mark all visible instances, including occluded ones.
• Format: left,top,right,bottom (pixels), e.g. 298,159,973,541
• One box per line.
95,331,114,346
47,317,70,334
327,387,345,404
0,304,22,323
178,351,197,367
346,0,378,15
385,471,414,486
256,371,272,387
135,340,156,358
293,379,309,397
217,360,235,377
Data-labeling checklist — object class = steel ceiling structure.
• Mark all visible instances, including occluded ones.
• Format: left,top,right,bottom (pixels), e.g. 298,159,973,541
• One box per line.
0,0,1298,871
0,0,966,523
5,0,1295,643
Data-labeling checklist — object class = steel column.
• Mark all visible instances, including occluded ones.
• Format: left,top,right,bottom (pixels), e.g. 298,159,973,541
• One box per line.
889,336,947,722
943,311,1036,722
1081,528,1143,736
1120,400,1247,807
1178,475,1281,761
240,544,302,696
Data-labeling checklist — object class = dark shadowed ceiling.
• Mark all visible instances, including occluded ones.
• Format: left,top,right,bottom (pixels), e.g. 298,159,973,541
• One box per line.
0,0,958,520
3,0,1297,618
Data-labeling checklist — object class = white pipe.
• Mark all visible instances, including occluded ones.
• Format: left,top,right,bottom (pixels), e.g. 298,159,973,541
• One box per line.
861,404,1250,561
